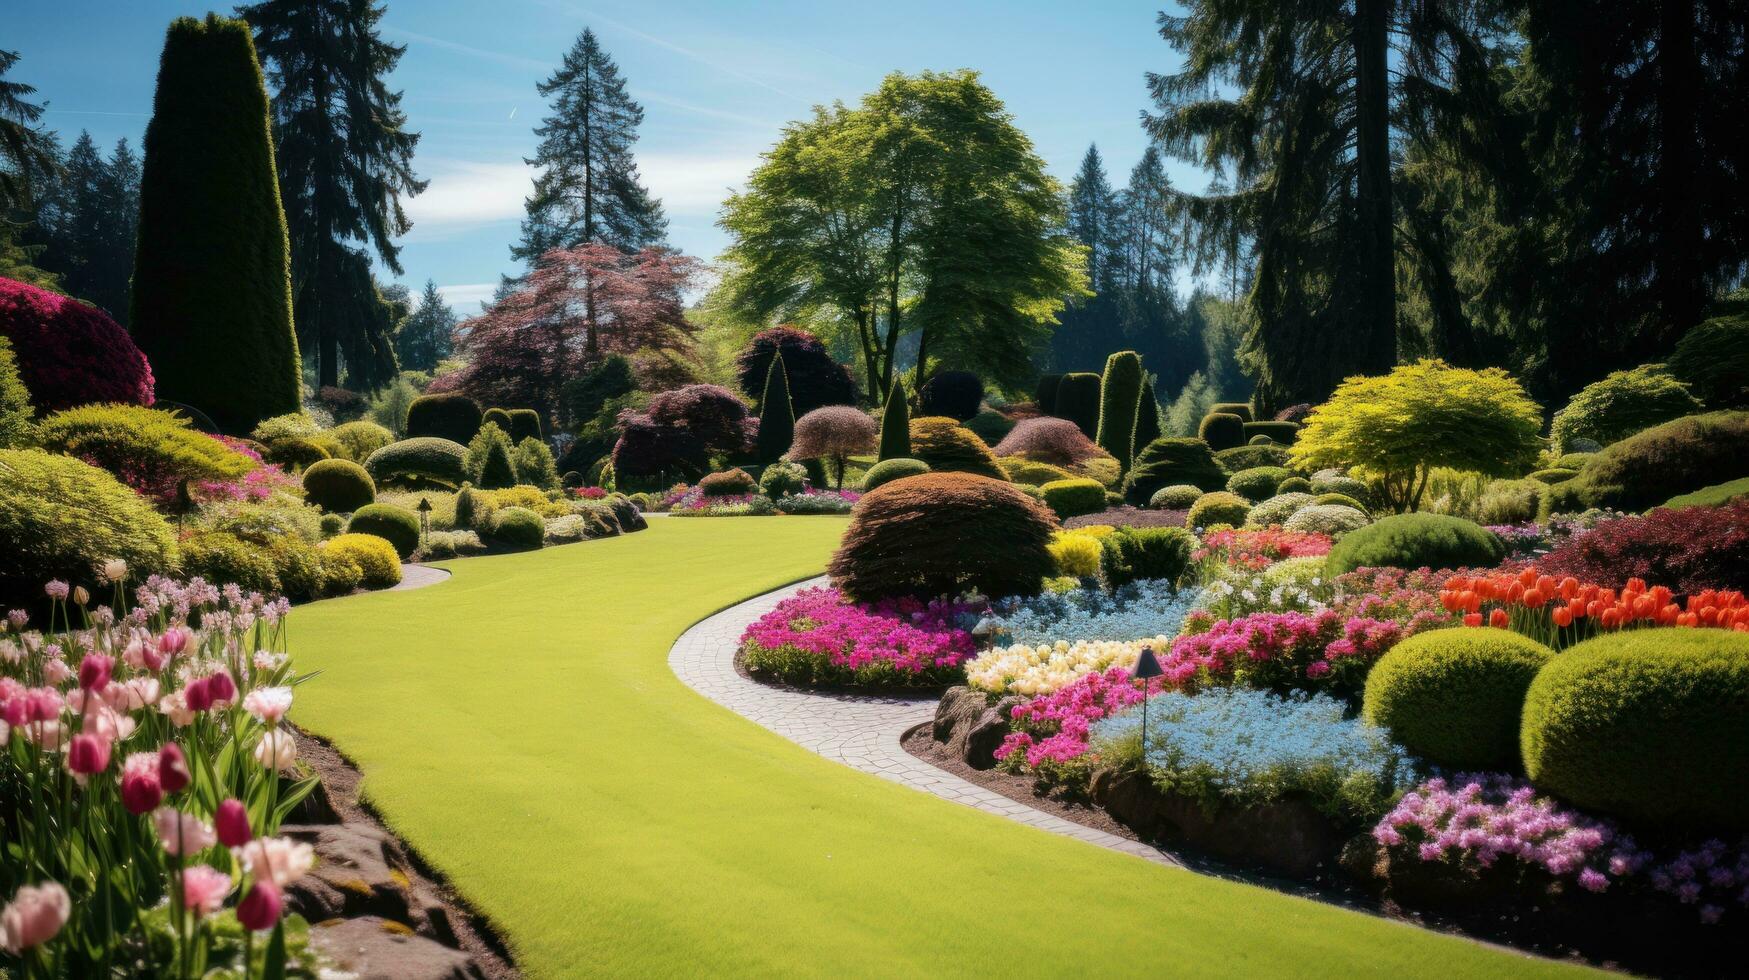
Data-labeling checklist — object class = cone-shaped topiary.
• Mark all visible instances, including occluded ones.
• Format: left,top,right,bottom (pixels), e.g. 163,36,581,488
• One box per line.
1054,372,1101,438
1123,437,1228,505
756,352,795,464
479,438,518,490
1198,412,1246,451
1095,351,1143,474
829,472,1057,601
130,14,298,434
878,376,911,461
1132,377,1163,458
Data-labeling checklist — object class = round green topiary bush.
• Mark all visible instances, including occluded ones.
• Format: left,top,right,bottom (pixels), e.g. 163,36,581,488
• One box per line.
489,506,545,551
326,420,394,462
301,458,376,513
365,437,470,488
1363,628,1555,771
1549,364,1702,454
829,472,1057,601
1326,513,1504,575
1282,503,1372,537
1039,478,1106,520
1521,629,1749,829
1197,412,1245,451
759,460,809,498
861,457,930,492
1245,492,1317,528
1215,444,1293,472
1277,476,1312,494
347,503,421,559
908,417,1005,480
1149,484,1203,510
1099,526,1195,588
699,467,757,497
1124,437,1228,505
405,393,482,444
1226,466,1294,503
264,436,331,471
1187,491,1251,529
321,533,401,588
1313,492,1369,512
1247,434,1277,446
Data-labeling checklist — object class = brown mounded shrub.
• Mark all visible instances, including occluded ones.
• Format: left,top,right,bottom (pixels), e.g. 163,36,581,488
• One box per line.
993,416,1102,468
908,416,1005,480
829,472,1057,601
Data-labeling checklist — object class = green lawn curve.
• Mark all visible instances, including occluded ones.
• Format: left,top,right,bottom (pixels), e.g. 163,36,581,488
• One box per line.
288,518,1580,978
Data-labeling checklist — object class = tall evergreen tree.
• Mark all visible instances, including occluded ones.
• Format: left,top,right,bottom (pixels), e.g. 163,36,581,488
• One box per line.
132,14,299,433
34,133,139,321
238,0,426,389
394,279,457,372
0,49,58,287
1066,145,1121,295
756,353,794,464
514,28,665,266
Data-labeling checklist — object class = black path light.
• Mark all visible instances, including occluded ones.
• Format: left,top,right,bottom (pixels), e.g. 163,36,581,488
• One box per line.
417,496,433,545
1133,646,1164,759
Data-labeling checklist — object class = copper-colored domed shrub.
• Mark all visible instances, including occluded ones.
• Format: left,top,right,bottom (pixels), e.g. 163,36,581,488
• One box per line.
829,472,1057,601
909,416,1005,479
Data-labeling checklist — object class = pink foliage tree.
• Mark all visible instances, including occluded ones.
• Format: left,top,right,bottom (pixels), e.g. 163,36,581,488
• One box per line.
993,416,1101,467
788,406,878,489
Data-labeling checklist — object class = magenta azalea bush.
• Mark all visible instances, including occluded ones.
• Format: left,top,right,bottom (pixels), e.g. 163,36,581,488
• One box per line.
1164,608,1439,700
994,667,1164,779
738,586,984,688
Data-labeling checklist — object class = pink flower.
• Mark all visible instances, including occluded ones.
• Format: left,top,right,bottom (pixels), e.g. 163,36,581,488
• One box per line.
157,626,191,660
242,686,293,726
236,881,282,931
180,865,232,917
203,670,237,707
214,798,252,848
0,881,70,954
41,658,72,686
158,743,191,793
158,691,194,727
66,733,111,776
241,837,314,887
120,752,163,815
1578,868,1609,893
44,581,69,601
253,730,297,773
154,808,214,856
78,654,113,691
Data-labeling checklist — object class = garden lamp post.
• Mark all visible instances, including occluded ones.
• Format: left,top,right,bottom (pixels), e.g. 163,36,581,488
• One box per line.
971,615,998,654
1133,646,1164,755
417,496,433,547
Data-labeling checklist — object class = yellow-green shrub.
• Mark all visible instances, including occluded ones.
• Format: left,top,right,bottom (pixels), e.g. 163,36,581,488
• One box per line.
321,533,402,588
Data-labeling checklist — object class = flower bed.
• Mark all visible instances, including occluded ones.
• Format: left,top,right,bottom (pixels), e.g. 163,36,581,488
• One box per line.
738,586,984,688
1164,608,1444,700
985,581,1201,645
964,635,1173,698
1438,569,1749,648
1192,527,1332,571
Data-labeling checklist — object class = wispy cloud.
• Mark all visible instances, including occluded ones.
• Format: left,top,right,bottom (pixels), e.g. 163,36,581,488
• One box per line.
406,160,532,231
541,2,811,103
383,25,553,73
638,151,756,216
436,283,500,315
633,89,781,131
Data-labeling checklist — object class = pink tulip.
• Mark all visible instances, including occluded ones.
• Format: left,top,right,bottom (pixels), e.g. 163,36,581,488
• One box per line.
78,654,113,692
235,881,282,931
119,753,163,815
240,837,314,887
242,686,293,726
154,808,215,857
0,881,70,954
204,671,237,707
183,677,212,713
0,699,22,728
214,798,252,848
158,743,191,793
180,865,231,918
66,733,111,775
40,659,72,686
157,626,191,660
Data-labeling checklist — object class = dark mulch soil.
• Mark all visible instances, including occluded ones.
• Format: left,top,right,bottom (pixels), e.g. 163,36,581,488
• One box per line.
1065,507,1189,529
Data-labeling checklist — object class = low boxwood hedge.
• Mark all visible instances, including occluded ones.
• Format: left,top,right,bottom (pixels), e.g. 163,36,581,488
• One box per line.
347,503,421,559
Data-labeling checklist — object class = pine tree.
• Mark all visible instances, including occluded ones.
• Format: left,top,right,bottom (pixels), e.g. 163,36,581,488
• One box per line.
394,279,457,372
878,376,910,461
0,50,55,215
756,352,794,464
1066,145,1121,295
239,0,427,390
131,14,299,433
514,28,665,266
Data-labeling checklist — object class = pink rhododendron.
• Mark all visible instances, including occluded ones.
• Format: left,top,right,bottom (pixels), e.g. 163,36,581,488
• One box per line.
1193,528,1332,570
739,587,983,675
1161,609,1438,698
994,666,1165,771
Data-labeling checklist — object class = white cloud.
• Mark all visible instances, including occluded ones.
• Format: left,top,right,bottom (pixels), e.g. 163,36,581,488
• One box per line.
638,152,758,218
406,160,532,230
436,282,499,315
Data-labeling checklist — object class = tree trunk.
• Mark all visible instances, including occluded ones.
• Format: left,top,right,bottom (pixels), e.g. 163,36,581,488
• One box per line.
1656,0,1701,342
1353,0,1396,376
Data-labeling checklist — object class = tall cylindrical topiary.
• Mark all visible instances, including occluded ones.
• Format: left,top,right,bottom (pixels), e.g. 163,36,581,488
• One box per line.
756,352,795,464
1132,376,1163,457
1036,374,1063,415
1095,351,1143,474
878,376,910,461
130,14,298,434
1054,372,1101,438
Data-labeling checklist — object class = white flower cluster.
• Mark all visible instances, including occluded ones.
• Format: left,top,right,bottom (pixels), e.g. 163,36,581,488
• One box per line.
964,635,1174,697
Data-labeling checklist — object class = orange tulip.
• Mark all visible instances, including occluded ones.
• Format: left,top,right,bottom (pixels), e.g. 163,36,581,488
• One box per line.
1463,613,1483,628
1490,608,1509,628
1552,606,1573,628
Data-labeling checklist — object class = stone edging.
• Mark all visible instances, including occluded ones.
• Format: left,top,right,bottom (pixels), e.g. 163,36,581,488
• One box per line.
667,576,1177,866
391,563,453,592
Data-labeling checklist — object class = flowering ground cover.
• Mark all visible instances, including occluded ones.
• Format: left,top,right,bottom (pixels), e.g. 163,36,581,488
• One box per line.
284,519,1566,977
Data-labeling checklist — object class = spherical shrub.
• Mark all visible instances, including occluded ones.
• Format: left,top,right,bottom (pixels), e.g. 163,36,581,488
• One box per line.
829,472,1057,601
319,513,345,538
321,533,401,588
347,503,421,559
918,370,984,422
317,548,363,593
908,416,1004,479
1210,402,1253,423
1243,421,1300,445
1527,468,1577,485
758,460,809,498
327,420,394,462
1149,484,1203,510
1522,629,1749,829
264,437,331,472
365,437,470,488
1535,501,1749,595
1277,476,1311,494
998,456,1076,486
613,384,753,481
861,457,931,492
1550,364,1702,454
1282,504,1371,537
1313,492,1368,513
1326,513,1504,575
1198,412,1245,451
1048,531,1103,578
1310,473,1370,500
1565,411,1749,512
405,393,482,444
1666,310,1748,408
302,459,376,513
1124,437,1228,505
699,467,757,497
1362,629,1554,771
1214,443,1293,472
0,276,154,412
993,416,1102,467
1053,372,1102,437
489,506,545,551
1226,466,1294,503
1040,478,1106,520
1245,492,1317,528
452,483,485,530
1248,434,1276,446
1186,491,1251,529
1099,526,1194,588
0,449,178,603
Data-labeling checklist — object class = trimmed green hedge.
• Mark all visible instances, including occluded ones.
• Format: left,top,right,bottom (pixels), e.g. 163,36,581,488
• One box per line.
1226,466,1294,503
1187,491,1251,529
1040,478,1106,520
365,437,469,488
301,458,376,513
1214,444,1293,472
1123,437,1228,505
489,506,545,550
1527,468,1578,485
1197,412,1245,451
1326,513,1503,575
1210,402,1253,423
862,457,930,492
1095,351,1143,472
1243,421,1299,445
1565,411,1749,512
1363,629,1554,771
1099,526,1194,588
347,503,421,559
1522,629,1749,829
406,393,482,444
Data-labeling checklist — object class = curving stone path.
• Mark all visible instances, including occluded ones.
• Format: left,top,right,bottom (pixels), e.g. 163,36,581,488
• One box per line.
390,563,452,592
669,576,1178,866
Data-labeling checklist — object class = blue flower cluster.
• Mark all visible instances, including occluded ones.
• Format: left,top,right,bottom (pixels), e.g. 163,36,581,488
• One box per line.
1091,688,1417,819
987,581,1203,645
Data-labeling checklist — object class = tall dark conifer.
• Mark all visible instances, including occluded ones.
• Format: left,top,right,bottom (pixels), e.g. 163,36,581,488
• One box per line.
38,133,138,321
394,279,457,372
238,0,427,389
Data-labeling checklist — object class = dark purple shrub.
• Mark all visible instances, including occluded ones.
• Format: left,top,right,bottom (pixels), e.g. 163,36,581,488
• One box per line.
1274,403,1313,424
735,326,858,417
918,371,984,421
0,276,154,412
1536,501,1749,594
612,384,751,480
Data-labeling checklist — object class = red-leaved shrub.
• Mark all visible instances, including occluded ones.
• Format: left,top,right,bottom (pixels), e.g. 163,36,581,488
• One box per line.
993,416,1102,467
0,277,154,412
612,384,752,480
735,326,858,417
1536,501,1749,594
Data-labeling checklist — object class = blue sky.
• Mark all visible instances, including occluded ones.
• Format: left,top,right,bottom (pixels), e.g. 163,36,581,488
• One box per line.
12,0,1201,314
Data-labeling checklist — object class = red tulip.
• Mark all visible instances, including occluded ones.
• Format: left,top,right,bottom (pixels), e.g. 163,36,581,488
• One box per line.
1552,606,1573,628
236,880,282,931
1462,613,1482,627
159,743,191,793
1489,608,1509,628
1522,588,1546,609
204,671,237,706
67,733,111,775
78,654,114,692
214,798,252,848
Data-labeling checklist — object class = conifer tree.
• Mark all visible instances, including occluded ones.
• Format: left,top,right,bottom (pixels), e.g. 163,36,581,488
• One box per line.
394,279,457,372
878,376,910,461
756,353,794,464
131,14,298,433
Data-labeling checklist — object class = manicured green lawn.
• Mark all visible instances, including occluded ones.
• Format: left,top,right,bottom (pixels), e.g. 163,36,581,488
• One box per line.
290,518,1580,978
